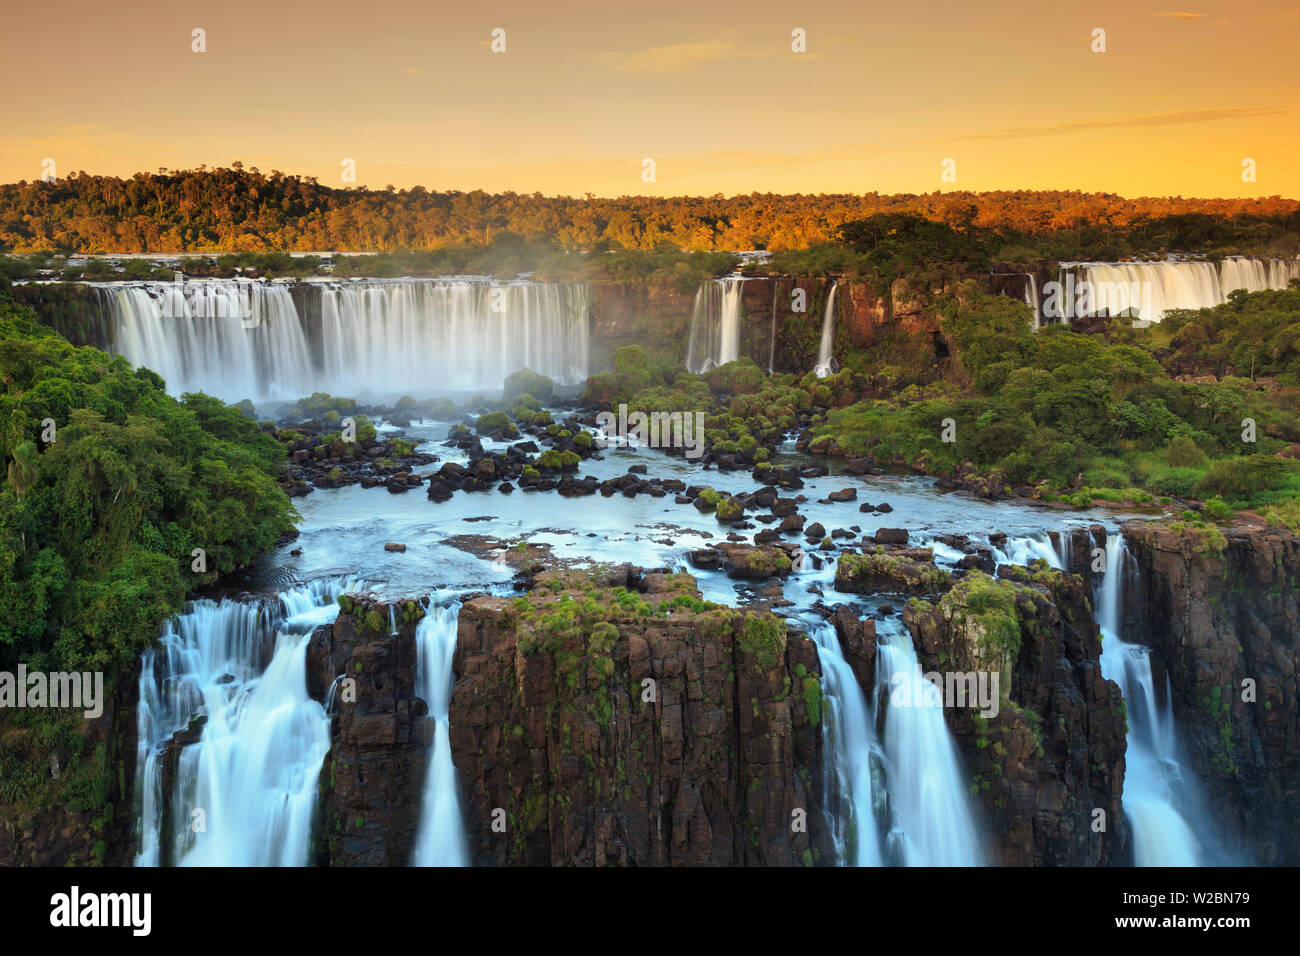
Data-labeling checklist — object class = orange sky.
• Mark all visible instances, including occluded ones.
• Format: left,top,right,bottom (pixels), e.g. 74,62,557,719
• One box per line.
0,0,1295,197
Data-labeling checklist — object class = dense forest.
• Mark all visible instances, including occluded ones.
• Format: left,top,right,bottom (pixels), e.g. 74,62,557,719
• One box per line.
0,290,297,675
3,165,1299,256
584,287,1300,535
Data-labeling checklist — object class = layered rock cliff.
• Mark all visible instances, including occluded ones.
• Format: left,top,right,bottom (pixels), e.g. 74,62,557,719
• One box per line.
306,595,430,866
1120,521,1300,864
446,569,827,866
903,567,1130,865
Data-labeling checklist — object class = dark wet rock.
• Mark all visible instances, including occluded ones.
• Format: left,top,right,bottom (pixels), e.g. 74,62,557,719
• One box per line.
308,595,429,866
689,549,724,571
834,548,950,594
827,488,857,503
713,542,795,579
384,542,407,553
874,528,909,546
958,549,996,575
771,497,799,517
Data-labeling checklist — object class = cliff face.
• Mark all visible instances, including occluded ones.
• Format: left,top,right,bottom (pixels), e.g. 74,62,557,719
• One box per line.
1120,521,1300,864
0,662,139,867
903,569,1129,866
586,275,944,376
446,571,828,866
306,596,430,866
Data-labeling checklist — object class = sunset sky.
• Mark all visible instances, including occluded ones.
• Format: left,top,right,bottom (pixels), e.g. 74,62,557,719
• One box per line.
0,0,1295,197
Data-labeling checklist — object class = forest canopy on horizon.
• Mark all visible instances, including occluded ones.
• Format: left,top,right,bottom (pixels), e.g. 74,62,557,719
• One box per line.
3,165,1299,256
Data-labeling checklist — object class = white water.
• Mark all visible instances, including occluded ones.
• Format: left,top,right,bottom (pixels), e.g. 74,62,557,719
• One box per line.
686,277,745,372
807,621,884,866
412,603,469,866
994,533,1061,569
1024,273,1040,330
1061,257,1300,324
93,278,589,401
1094,534,1201,866
814,281,838,378
874,622,985,866
135,579,349,866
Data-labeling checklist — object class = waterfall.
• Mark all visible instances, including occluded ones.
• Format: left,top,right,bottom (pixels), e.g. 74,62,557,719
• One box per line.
814,281,838,378
135,579,350,866
874,622,986,866
686,277,745,373
1058,257,1300,324
98,282,313,402
807,621,884,866
994,533,1060,569
1095,534,1202,866
412,603,469,866
91,278,590,401
1024,273,1040,331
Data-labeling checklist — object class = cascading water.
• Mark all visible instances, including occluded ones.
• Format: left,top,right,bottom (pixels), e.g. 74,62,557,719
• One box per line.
994,534,1061,569
1094,534,1203,866
1024,273,1040,330
814,281,838,378
874,621,986,866
91,278,590,401
412,603,469,866
135,579,351,866
98,281,313,402
806,621,884,866
686,277,745,373
1056,257,1300,324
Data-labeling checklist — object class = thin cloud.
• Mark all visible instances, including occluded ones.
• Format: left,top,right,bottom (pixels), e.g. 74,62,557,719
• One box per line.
921,106,1292,144
592,41,771,73
1153,11,1207,18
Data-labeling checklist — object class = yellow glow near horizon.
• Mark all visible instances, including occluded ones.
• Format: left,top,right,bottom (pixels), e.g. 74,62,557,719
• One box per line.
0,0,1295,198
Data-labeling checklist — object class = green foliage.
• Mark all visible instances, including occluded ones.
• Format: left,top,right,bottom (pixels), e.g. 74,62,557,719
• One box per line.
536,448,580,470
943,572,1022,680
801,676,823,726
808,290,1300,515
738,613,787,671
502,367,554,403
715,496,744,522
0,292,297,672
1195,455,1300,505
